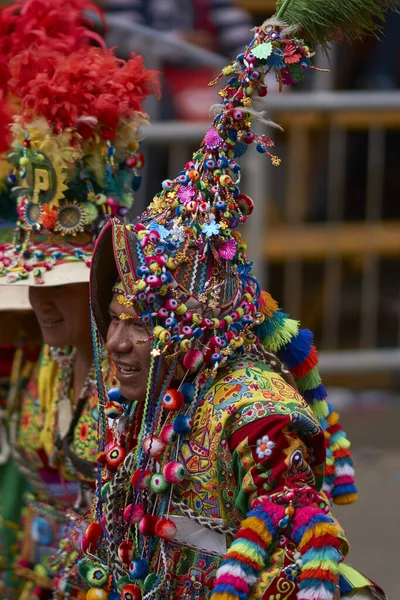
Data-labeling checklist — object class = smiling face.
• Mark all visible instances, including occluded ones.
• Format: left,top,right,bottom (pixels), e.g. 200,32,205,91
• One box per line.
107,293,168,402
29,283,91,348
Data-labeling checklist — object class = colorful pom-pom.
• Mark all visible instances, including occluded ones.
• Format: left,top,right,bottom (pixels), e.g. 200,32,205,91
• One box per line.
128,558,149,580
131,469,152,490
142,435,166,457
87,589,109,600
150,473,169,493
159,423,177,445
105,445,126,470
120,583,142,600
182,349,203,372
107,386,122,401
139,515,160,536
118,540,134,564
86,566,109,588
123,504,145,524
82,522,102,553
162,389,184,411
155,518,177,541
180,382,195,403
172,415,193,436
163,462,185,484
105,400,124,419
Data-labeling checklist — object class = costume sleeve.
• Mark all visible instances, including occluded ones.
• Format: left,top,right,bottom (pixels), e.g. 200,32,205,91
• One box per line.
211,394,348,600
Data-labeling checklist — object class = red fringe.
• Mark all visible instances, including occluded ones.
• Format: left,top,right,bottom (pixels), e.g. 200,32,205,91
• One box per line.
300,533,342,554
226,551,261,571
326,423,342,435
332,448,352,459
238,527,268,550
299,567,337,583
290,346,319,379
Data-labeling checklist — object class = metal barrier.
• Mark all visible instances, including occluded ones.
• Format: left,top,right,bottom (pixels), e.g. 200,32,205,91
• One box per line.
139,91,400,372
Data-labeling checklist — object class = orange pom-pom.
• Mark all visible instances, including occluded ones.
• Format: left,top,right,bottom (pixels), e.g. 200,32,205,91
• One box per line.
41,204,58,230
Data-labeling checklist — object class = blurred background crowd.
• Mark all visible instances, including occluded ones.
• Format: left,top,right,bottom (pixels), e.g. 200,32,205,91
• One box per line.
1,0,399,595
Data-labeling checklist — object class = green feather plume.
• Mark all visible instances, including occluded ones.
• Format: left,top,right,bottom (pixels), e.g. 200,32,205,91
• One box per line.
276,0,399,47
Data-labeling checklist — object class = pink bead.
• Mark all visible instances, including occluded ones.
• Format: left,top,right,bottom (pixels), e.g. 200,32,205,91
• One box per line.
23,263,33,271
123,504,144,524
163,462,185,484
155,518,177,541
139,515,159,536
159,424,177,445
2,257,11,267
118,540,134,564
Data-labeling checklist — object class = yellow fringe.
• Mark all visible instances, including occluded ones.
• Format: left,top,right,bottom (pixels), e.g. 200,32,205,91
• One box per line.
327,411,339,426
333,493,358,505
228,541,265,565
240,515,273,546
299,522,341,549
329,438,351,452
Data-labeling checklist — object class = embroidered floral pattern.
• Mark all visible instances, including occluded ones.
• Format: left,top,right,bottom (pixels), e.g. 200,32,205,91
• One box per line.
256,435,275,459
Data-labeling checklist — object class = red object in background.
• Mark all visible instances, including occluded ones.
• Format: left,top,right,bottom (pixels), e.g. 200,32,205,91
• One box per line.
164,65,220,121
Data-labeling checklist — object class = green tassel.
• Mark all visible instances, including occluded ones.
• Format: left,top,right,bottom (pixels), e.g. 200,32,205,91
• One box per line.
289,64,305,82
311,397,329,419
265,318,299,352
296,366,322,392
276,0,399,47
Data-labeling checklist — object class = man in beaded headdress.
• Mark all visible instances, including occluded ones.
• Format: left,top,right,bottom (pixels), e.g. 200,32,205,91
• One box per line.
86,1,392,599
0,1,159,598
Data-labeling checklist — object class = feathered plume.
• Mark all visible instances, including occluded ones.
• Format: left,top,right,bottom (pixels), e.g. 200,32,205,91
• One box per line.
17,47,159,140
0,0,104,95
275,0,399,46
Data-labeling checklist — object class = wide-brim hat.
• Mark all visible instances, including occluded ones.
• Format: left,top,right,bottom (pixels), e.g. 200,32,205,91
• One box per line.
0,284,30,309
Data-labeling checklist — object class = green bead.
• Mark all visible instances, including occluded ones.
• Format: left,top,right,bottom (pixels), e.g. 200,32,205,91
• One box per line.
144,572,158,592
77,558,92,578
87,565,109,587
19,157,29,166
117,576,132,591
149,473,169,494
101,481,111,499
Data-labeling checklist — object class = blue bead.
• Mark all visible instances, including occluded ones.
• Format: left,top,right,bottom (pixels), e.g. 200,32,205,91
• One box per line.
162,179,174,190
34,250,44,259
137,266,150,277
217,157,229,168
108,387,122,401
74,249,84,258
192,328,203,339
173,415,192,435
132,175,142,191
129,558,149,580
51,251,63,260
180,382,195,404
256,143,267,154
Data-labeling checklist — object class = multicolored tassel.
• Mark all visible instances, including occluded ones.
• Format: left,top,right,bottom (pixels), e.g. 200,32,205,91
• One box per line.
210,497,284,600
257,292,357,506
292,506,344,600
